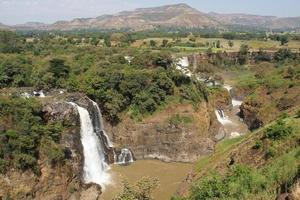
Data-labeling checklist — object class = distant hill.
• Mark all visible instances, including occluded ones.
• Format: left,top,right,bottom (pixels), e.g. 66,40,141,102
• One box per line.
1,3,300,31
208,12,300,29
0,23,10,30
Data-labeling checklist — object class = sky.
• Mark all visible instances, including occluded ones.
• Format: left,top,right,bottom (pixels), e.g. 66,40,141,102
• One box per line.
0,0,300,25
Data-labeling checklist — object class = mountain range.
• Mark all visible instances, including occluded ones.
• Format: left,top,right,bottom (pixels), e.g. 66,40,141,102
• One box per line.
2,3,300,31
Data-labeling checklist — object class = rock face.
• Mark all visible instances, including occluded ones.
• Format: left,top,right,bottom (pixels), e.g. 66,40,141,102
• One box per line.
107,102,219,162
240,103,263,130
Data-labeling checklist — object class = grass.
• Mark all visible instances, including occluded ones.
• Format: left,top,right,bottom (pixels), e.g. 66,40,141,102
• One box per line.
186,111,300,200
195,106,300,174
132,37,300,52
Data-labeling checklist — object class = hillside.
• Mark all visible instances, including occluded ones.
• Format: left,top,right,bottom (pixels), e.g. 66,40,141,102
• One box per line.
1,3,300,31
12,4,220,31
176,107,300,199
209,12,300,29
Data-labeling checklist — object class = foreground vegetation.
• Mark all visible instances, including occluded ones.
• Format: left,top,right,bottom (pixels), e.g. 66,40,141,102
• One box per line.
171,109,300,200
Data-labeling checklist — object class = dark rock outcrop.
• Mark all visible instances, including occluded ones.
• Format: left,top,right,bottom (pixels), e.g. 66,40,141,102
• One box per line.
240,103,263,130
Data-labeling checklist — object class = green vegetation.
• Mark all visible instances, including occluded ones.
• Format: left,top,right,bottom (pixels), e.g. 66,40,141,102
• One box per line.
264,120,293,140
0,31,208,123
169,114,193,126
114,177,159,200
0,96,66,174
174,112,300,200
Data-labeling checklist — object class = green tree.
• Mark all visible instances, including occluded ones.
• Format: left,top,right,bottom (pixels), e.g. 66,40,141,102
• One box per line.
104,34,111,47
49,58,70,79
161,39,169,47
280,35,289,46
0,30,22,53
238,44,250,65
216,40,221,48
228,40,234,48
149,40,156,47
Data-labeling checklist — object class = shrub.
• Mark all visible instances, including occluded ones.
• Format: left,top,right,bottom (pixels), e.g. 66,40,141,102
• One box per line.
13,153,37,171
0,158,6,174
253,141,263,150
296,110,300,118
114,177,159,200
274,49,294,61
265,120,293,140
191,165,266,200
265,147,277,158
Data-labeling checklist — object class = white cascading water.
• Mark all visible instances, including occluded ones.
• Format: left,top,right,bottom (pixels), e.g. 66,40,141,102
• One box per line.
117,148,134,164
176,57,192,77
232,99,243,107
91,100,113,148
33,90,45,97
215,110,233,125
223,85,243,107
69,102,111,188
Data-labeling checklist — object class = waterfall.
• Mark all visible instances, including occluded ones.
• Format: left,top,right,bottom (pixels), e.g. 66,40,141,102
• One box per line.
215,110,233,125
176,57,192,77
117,148,134,164
69,102,111,188
33,90,45,97
232,99,243,107
223,85,232,92
223,85,243,107
91,101,113,148
178,57,189,67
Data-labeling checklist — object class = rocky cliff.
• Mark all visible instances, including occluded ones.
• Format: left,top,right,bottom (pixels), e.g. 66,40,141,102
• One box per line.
106,101,220,162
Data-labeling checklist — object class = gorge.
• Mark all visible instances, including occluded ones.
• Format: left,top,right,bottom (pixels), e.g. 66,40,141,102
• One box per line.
62,55,251,199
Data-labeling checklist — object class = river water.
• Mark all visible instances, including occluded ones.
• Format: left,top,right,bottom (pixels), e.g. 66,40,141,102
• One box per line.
102,160,193,200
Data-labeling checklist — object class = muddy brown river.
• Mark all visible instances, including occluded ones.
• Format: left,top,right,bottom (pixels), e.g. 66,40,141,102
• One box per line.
101,160,193,200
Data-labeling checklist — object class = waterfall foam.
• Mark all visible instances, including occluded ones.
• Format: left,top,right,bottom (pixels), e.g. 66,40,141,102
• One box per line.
223,85,243,107
33,90,45,97
178,57,189,67
223,85,233,92
232,99,243,107
69,102,111,188
117,148,134,164
215,110,233,125
176,57,192,77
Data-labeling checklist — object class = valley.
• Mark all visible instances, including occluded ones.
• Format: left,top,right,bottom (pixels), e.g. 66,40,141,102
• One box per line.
0,3,300,200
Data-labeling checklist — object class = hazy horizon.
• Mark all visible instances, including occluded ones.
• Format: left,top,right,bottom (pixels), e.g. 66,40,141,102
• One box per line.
1,0,300,25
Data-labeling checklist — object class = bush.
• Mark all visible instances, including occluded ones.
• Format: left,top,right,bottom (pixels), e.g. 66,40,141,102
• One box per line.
274,49,294,61
265,147,277,158
169,114,192,127
265,120,293,140
296,110,300,118
13,153,37,171
0,158,6,174
253,141,263,150
114,177,159,200
191,165,266,200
